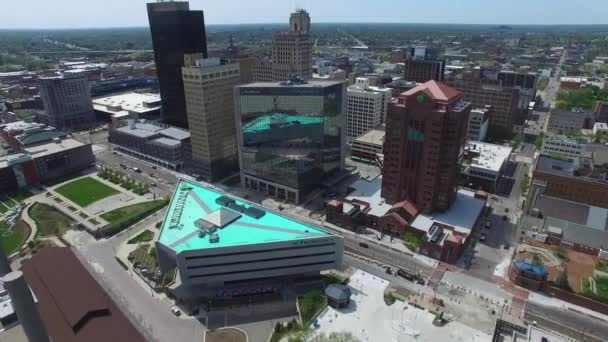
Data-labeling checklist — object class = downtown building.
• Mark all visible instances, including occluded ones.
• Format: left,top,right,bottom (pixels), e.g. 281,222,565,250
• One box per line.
402,47,446,83
37,71,95,131
0,123,95,193
235,79,346,204
254,10,313,82
182,56,241,182
147,1,207,129
327,82,487,264
382,80,471,214
445,67,536,139
346,77,391,141
156,180,343,301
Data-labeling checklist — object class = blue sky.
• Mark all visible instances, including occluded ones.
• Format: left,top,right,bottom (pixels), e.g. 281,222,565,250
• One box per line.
2,0,608,29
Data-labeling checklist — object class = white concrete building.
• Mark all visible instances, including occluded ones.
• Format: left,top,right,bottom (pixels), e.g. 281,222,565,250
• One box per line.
594,122,608,135
541,133,586,160
467,107,490,141
346,78,391,141
462,141,513,192
92,92,161,123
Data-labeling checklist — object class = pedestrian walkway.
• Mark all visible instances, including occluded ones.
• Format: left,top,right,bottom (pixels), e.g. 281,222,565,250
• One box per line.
428,267,446,289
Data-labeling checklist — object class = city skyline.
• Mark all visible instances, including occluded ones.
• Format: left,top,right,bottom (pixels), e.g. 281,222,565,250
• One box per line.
2,0,608,29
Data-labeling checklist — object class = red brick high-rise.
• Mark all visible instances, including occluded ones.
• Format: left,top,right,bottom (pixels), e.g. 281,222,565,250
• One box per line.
381,81,471,214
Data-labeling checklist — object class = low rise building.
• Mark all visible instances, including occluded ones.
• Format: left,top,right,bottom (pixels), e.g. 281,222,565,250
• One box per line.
108,120,191,170
508,261,548,292
21,247,146,342
155,180,343,301
594,122,608,135
527,155,608,210
92,92,161,123
350,128,385,165
0,137,94,193
594,101,608,123
408,190,486,263
541,133,586,160
548,108,595,133
461,141,512,192
559,77,585,90
466,107,491,141
326,176,487,264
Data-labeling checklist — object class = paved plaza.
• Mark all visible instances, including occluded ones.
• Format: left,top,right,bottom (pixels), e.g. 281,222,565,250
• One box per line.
314,270,491,342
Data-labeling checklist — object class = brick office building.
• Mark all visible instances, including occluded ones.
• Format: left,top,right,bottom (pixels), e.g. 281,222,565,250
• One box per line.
528,155,608,210
381,80,471,214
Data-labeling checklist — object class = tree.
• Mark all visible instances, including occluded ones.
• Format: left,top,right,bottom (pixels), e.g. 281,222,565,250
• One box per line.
511,135,522,150
520,176,530,194
534,132,544,150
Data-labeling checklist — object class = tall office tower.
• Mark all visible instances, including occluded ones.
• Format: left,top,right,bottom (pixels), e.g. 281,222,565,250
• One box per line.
182,56,240,182
382,81,471,214
235,79,346,203
346,77,391,141
403,47,445,83
446,67,525,139
38,71,94,131
268,9,313,81
147,1,207,129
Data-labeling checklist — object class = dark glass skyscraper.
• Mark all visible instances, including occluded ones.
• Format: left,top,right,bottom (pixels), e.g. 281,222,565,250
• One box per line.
235,80,346,203
147,1,207,129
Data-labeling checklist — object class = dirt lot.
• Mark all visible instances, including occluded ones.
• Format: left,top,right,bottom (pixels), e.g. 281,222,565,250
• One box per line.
205,328,247,342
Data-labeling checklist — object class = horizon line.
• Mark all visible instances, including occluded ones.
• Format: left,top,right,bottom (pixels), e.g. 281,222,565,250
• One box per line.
2,21,608,30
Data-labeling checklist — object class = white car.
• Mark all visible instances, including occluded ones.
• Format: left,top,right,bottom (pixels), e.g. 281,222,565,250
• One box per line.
171,306,182,317
480,234,487,242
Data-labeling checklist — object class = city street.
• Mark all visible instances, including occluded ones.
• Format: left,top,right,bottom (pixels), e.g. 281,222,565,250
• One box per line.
95,149,179,196
526,302,608,342
540,50,567,108
67,213,207,342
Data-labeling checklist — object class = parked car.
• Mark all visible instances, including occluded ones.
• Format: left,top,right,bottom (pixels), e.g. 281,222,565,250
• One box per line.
485,221,492,229
480,233,487,242
171,306,182,316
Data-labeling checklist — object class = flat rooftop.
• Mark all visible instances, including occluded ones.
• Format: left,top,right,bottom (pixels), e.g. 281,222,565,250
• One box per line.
23,138,86,159
92,92,161,117
158,180,330,253
533,195,608,231
345,177,392,217
465,141,512,173
535,155,606,184
411,189,486,235
241,80,344,88
353,127,385,146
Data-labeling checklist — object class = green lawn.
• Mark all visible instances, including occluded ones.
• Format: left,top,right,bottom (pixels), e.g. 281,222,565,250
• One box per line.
127,229,155,244
29,203,74,236
0,220,31,255
101,200,168,236
597,261,608,273
55,177,119,207
298,290,327,325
